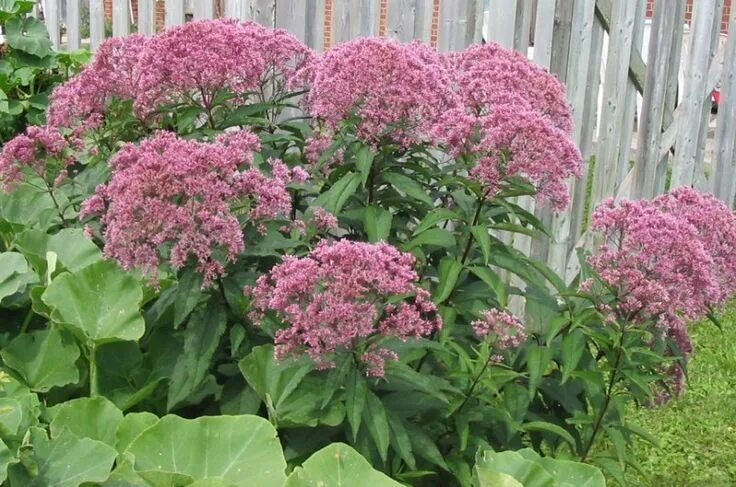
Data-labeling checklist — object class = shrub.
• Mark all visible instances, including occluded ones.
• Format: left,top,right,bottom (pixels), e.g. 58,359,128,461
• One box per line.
0,17,734,486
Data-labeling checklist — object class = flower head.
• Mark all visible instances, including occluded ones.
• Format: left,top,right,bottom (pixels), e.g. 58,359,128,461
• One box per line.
472,309,527,358
81,130,292,286
248,239,441,373
0,125,75,189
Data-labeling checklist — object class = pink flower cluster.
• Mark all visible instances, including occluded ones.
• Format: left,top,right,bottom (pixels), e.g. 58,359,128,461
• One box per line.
589,187,736,358
48,19,313,129
248,239,442,375
305,37,456,146
305,38,581,209
472,309,527,361
81,130,295,286
0,125,78,189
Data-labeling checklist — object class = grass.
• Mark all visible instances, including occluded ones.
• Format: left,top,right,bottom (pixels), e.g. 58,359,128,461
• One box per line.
625,305,736,486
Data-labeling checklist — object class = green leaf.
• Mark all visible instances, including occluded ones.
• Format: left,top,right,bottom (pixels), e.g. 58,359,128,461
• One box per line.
42,260,145,344
412,208,460,236
18,427,117,487
522,421,576,448
49,397,123,446
238,345,313,412
474,449,554,487
363,206,392,242
525,345,553,399
470,226,492,264
0,252,34,302
285,443,402,486
469,266,508,307
346,368,368,440
0,182,58,229
434,257,463,304
363,391,390,463
561,330,587,384
406,423,448,471
13,228,102,277
1,328,80,392
115,412,159,454
0,88,8,113
387,411,415,469
313,172,362,214
167,303,227,411
5,17,53,58
0,437,15,484
174,269,204,328
355,145,375,187
0,398,23,437
383,173,433,206
125,415,287,486
537,457,606,486
0,0,35,22
405,228,456,250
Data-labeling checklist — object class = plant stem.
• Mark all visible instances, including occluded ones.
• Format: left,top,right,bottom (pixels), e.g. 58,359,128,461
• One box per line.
580,322,627,461
89,344,99,397
19,308,34,334
460,192,487,265
454,350,494,415
367,162,376,205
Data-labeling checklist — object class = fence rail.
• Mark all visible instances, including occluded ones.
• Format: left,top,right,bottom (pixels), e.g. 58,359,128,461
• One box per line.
31,0,736,281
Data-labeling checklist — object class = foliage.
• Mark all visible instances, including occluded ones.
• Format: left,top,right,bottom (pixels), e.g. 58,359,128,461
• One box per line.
0,17,733,486
0,0,90,142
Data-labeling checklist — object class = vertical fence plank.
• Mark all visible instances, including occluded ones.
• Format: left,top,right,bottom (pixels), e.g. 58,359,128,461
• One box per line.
614,0,646,189
532,0,556,67
672,0,718,188
89,0,106,50
113,0,130,36
66,0,81,49
633,0,678,199
332,0,380,44
486,0,517,48
591,0,636,210
694,0,724,189
712,9,736,205
413,0,435,43
513,0,533,53
547,0,595,276
194,0,215,19
166,0,186,27
224,0,250,19
251,0,276,26
387,0,417,41
138,0,156,34
46,0,60,49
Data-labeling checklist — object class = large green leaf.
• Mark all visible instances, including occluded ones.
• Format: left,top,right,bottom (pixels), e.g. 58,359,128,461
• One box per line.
1,328,80,392
13,228,102,277
125,415,287,486
363,206,392,242
0,182,58,229
382,173,434,206
474,450,554,487
313,173,362,214
0,0,35,22
42,260,145,344
12,427,116,487
0,251,35,302
0,437,16,484
285,443,402,486
167,303,227,411
115,412,158,454
537,457,607,487
49,396,123,445
433,257,463,304
5,17,53,57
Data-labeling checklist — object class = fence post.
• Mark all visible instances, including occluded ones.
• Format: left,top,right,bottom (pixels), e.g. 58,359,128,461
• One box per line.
194,0,215,19
113,0,131,36
712,8,736,206
66,0,81,49
46,0,60,49
138,0,156,34
165,0,186,27
89,0,106,49
671,0,718,188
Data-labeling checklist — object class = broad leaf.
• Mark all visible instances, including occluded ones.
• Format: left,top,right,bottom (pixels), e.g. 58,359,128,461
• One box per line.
167,303,227,411
5,17,53,57
42,260,145,344
474,450,553,487
433,257,463,304
13,228,102,277
363,391,390,462
363,206,392,242
126,414,287,486
15,427,116,487
0,252,35,302
313,173,362,214
1,328,80,392
285,443,402,486
173,269,204,328
115,412,159,454
383,173,433,206
49,396,123,445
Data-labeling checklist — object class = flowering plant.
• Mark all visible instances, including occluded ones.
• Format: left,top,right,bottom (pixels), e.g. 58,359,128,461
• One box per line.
0,18,733,486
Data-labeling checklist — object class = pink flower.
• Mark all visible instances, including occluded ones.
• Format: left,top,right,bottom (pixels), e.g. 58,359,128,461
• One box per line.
81,130,291,286
248,239,442,374
310,207,338,231
472,309,527,354
305,37,458,146
0,125,74,189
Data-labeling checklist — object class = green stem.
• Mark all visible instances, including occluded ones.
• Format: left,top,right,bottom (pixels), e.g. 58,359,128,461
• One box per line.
89,344,99,397
460,192,487,265
454,349,494,415
19,308,34,334
580,321,627,462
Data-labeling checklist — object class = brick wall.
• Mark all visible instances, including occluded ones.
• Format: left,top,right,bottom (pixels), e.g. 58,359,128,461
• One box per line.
647,0,732,34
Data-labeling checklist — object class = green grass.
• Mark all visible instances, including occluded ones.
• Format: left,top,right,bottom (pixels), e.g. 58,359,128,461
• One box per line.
626,306,736,486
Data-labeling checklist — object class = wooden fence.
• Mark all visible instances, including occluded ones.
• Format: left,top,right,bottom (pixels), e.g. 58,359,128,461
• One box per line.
32,0,736,282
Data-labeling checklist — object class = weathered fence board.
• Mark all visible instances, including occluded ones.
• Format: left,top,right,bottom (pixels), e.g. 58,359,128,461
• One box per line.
112,0,130,37
712,9,736,205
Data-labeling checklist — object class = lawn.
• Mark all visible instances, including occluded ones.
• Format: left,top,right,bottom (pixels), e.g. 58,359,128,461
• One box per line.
628,305,736,486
